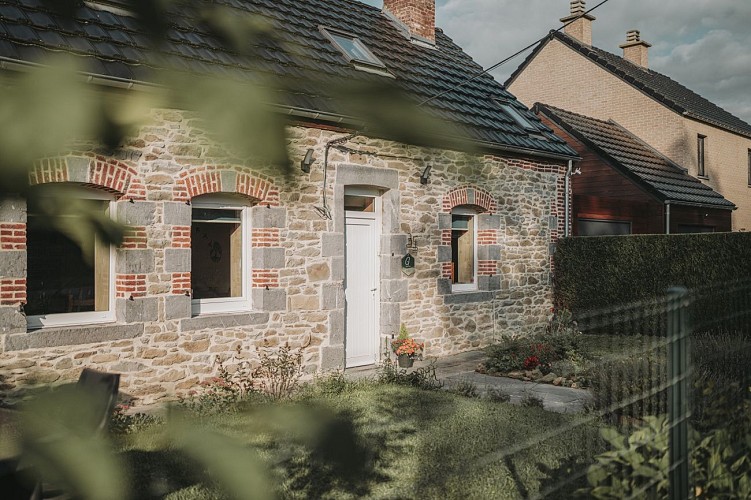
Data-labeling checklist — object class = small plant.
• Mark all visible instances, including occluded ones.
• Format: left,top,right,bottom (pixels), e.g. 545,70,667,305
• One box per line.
391,324,424,360
252,342,304,401
449,379,479,398
485,387,511,403
109,402,162,434
520,392,545,409
377,358,443,391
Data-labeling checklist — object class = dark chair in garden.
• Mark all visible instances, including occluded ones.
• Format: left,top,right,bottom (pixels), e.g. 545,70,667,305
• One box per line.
0,368,120,499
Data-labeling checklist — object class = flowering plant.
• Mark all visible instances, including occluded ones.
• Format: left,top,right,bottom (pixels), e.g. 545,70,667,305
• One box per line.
391,323,424,359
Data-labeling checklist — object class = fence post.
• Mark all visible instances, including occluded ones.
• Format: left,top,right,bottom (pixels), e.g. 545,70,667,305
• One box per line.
667,287,690,500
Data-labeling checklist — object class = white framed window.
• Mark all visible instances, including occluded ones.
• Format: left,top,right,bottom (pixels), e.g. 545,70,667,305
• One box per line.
26,186,116,329
191,194,251,315
451,207,478,292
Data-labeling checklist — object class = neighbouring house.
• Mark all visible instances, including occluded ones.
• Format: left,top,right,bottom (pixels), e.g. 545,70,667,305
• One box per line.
0,0,578,404
534,104,735,235
507,0,751,231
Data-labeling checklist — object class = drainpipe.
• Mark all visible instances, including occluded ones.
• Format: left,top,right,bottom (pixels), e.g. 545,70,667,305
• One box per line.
665,202,671,234
564,160,573,237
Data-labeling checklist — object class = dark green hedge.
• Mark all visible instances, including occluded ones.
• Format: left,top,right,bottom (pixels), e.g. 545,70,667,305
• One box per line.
553,233,751,333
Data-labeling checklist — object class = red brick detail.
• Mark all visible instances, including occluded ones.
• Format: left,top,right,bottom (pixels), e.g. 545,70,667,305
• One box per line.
236,174,280,206
252,269,279,288
0,223,26,250
442,186,497,213
478,260,498,276
121,226,147,249
89,156,139,197
441,262,453,278
29,158,68,185
252,228,280,247
171,226,191,248
0,278,26,305
171,273,191,295
115,274,147,298
175,167,280,205
477,229,497,245
383,0,435,42
441,229,451,245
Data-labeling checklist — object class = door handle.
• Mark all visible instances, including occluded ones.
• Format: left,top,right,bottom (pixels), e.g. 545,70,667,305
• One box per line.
370,288,377,292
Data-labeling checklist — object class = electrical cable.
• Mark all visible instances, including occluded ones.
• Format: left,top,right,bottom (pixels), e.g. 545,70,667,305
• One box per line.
417,0,613,107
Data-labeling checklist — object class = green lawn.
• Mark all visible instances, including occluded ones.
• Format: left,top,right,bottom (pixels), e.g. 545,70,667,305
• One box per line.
116,383,601,499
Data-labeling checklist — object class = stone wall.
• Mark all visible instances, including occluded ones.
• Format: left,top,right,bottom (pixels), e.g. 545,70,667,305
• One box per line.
0,109,566,405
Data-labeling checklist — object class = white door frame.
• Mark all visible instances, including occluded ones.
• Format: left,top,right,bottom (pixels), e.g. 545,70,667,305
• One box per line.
344,187,381,367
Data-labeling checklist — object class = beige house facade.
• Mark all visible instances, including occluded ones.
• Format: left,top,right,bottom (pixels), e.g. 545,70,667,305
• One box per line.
508,1,751,231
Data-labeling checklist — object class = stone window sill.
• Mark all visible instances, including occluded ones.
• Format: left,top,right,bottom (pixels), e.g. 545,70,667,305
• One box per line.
443,291,495,304
7,323,143,351
180,311,270,332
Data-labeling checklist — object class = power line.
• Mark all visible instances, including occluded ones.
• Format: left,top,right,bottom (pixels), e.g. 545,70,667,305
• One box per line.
417,0,613,107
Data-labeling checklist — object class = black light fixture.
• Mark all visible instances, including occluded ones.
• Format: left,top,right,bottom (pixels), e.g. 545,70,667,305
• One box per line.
420,165,432,185
301,148,315,173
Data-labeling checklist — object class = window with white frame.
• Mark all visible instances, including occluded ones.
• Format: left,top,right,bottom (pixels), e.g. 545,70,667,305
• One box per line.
451,207,478,291
191,195,251,315
26,186,115,329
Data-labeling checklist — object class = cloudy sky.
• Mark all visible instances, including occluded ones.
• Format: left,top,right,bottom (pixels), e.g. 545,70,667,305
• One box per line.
363,0,751,124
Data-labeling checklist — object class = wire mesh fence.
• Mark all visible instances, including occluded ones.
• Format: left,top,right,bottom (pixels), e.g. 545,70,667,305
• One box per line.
476,279,751,499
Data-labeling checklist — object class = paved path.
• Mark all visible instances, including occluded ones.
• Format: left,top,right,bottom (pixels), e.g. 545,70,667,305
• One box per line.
346,350,592,414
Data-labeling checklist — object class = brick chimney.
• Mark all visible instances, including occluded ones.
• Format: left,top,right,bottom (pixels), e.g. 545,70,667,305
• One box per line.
559,0,596,46
619,30,651,68
383,0,435,44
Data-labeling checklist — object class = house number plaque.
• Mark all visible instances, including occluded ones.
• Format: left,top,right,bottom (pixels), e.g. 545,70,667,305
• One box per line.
401,253,415,276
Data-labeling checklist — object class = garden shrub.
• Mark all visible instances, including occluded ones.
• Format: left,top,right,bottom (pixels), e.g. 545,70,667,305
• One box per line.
586,354,667,424
447,379,479,398
376,358,444,391
581,415,751,499
554,233,751,334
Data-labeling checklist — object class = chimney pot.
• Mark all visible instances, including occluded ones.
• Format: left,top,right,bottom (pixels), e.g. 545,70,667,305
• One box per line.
559,0,596,46
383,0,436,44
620,29,651,68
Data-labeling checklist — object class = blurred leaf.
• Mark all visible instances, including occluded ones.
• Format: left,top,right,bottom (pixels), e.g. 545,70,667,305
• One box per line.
334,81,471,152
0,57,97,192
170,418,275,500
164,72,289,168
18,387,127,500
199,4,276,55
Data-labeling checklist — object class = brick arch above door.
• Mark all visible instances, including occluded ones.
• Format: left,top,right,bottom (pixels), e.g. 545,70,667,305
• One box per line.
442,185,497,214
174,167,279,205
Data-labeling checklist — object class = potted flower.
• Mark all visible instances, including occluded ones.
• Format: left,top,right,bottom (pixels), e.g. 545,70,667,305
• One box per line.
391,324,424,368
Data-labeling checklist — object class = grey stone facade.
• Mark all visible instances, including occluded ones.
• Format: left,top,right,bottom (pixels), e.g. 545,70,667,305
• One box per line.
0,110,566,405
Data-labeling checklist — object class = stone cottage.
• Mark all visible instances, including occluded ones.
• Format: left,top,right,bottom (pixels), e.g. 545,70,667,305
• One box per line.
0,0,577,404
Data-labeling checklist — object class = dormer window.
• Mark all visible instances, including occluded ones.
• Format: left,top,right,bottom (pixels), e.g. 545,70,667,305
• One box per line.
320,27,391,76
496,100,538,132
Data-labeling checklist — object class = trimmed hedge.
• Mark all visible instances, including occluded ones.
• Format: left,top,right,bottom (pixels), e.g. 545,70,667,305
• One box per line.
553,233,751,333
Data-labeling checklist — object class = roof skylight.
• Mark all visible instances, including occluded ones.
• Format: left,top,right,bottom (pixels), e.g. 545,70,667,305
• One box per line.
496,100,538,132
320,27,388,71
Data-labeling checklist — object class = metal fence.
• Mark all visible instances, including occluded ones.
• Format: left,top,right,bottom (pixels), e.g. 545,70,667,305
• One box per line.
480,280,751,499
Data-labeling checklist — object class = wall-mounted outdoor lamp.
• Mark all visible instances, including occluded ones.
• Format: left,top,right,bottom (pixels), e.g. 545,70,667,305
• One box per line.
420,165,432,185
301,148,315,173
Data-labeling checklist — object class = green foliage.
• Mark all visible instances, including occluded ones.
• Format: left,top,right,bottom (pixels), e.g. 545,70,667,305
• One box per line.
109,404,162,435
586,354,667,423
253,343,304,401
520,392,545,409
582,415,751,499
397,323,409,341
485,387,511,403
376,358,444,391
448,379,480,398
484,328,585,375
553,234,751,333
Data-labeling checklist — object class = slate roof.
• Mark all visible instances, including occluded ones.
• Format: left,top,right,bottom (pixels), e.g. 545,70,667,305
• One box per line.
536,103,735,210
0,0,578,159
508,31,751,139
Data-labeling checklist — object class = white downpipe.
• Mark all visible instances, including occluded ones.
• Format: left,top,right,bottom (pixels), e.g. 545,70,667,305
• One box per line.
564,160,573,237
666,203,671,234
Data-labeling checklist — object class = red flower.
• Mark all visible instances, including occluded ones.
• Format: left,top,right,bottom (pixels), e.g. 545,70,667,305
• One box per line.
523,355,540,370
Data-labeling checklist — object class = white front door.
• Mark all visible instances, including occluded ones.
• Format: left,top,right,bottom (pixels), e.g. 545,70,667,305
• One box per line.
344,192,380,367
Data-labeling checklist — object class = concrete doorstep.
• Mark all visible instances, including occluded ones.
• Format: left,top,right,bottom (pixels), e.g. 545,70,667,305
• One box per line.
345,350,593,414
